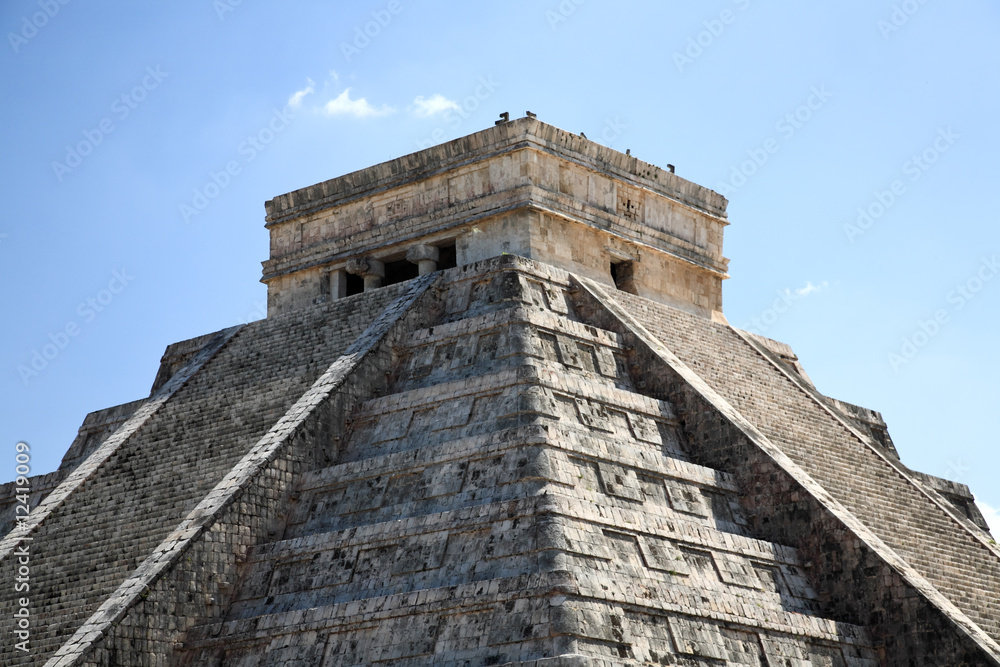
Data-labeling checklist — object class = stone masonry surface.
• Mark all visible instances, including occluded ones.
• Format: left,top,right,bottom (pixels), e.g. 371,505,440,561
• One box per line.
4,255,998,666
159,257,987,666
604,285,1000,659
4,118,998,666
50,273,441,667
0,283,408,665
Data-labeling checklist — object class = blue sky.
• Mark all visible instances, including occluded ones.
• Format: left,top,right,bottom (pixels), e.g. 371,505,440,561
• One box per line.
1,1,997,529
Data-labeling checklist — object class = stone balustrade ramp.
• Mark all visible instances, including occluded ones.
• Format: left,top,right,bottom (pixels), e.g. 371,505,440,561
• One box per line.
0,283,408,666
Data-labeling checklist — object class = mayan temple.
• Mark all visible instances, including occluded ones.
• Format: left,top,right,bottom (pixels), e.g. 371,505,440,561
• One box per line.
2,116,999,666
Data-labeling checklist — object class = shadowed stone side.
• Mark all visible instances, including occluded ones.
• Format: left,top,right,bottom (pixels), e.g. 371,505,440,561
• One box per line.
0,326,241,563
573,276,1000,665
46,273,441,667
0,285,410,666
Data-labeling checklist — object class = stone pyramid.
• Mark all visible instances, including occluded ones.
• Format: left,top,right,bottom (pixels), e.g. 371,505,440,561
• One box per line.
1,117,997,666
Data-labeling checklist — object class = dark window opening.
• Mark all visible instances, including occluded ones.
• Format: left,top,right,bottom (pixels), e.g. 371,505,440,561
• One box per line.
345,272,364,297
437,243,457,270
610,260,637,294
383,259,420,287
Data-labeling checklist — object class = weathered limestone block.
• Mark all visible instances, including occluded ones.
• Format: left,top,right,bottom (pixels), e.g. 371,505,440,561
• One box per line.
345,256,385,290
406,243,440,275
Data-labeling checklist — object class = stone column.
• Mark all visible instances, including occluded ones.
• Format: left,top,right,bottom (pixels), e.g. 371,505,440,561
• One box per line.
324,268,348,300
406,244,440,275
346,257,385,291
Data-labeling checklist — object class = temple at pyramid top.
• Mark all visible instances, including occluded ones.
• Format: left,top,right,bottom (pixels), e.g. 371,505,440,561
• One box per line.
261,115,730,321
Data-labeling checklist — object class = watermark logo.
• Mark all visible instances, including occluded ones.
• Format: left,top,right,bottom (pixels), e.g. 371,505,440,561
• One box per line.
51,66,169,183
12,441,32,653
7,0,71,54
17,269,134,385
878,0,931,39
742,281,828,334
341,1,403,62
595,116,628,146
546,0,588,30
944,459,970,481
715,85,832,198
239,299,267,324
843,127,958,243
673,0,752,72
179,107,293,223
214,0,244,20
888,255,998,372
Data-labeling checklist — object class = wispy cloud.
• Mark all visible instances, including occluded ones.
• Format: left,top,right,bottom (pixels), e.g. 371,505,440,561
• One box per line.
288,78,315,108
412,94,460,117
787,280,829,299
324,88,394,118
978,501,998,533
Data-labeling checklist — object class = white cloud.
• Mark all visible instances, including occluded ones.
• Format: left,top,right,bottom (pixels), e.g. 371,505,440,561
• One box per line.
288,78,315,108
324,89,394,118
412,94,460,117
978,501,999,533
786,280,829,299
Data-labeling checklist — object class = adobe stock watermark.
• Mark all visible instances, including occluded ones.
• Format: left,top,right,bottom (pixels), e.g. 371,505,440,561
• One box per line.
179,107,293,223
17,269,134,385
741,281,828,335
843,127,958,244
239,299,267,324
51,66,169,183
7,0,71,54
593,116,628,147
12,441,32,654
545,0,588,30
944,458,969,482
878,0,931,40
714,85,833,198
414,76,502,150
213,0,245,20
340,0,403,62
673,0,752,73
888,255,998,372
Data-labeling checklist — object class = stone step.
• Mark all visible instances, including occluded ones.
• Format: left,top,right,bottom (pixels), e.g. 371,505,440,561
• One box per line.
336,362,681,464
434,262,580,327
613,289,1000,644
287,421,739,539
0,284,412,666
234,482,819,622
180,582,876,667
396,304,633,392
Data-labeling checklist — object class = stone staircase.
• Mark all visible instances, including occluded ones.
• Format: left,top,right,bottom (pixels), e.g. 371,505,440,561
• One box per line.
611,289,1000,646
0,284,408,667
176,261,880,666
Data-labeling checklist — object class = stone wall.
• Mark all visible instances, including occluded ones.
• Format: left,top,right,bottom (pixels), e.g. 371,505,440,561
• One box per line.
261,118,729,321
53,275,441,667
0,283,411,665
0,399,145,537
577,278,1000,663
